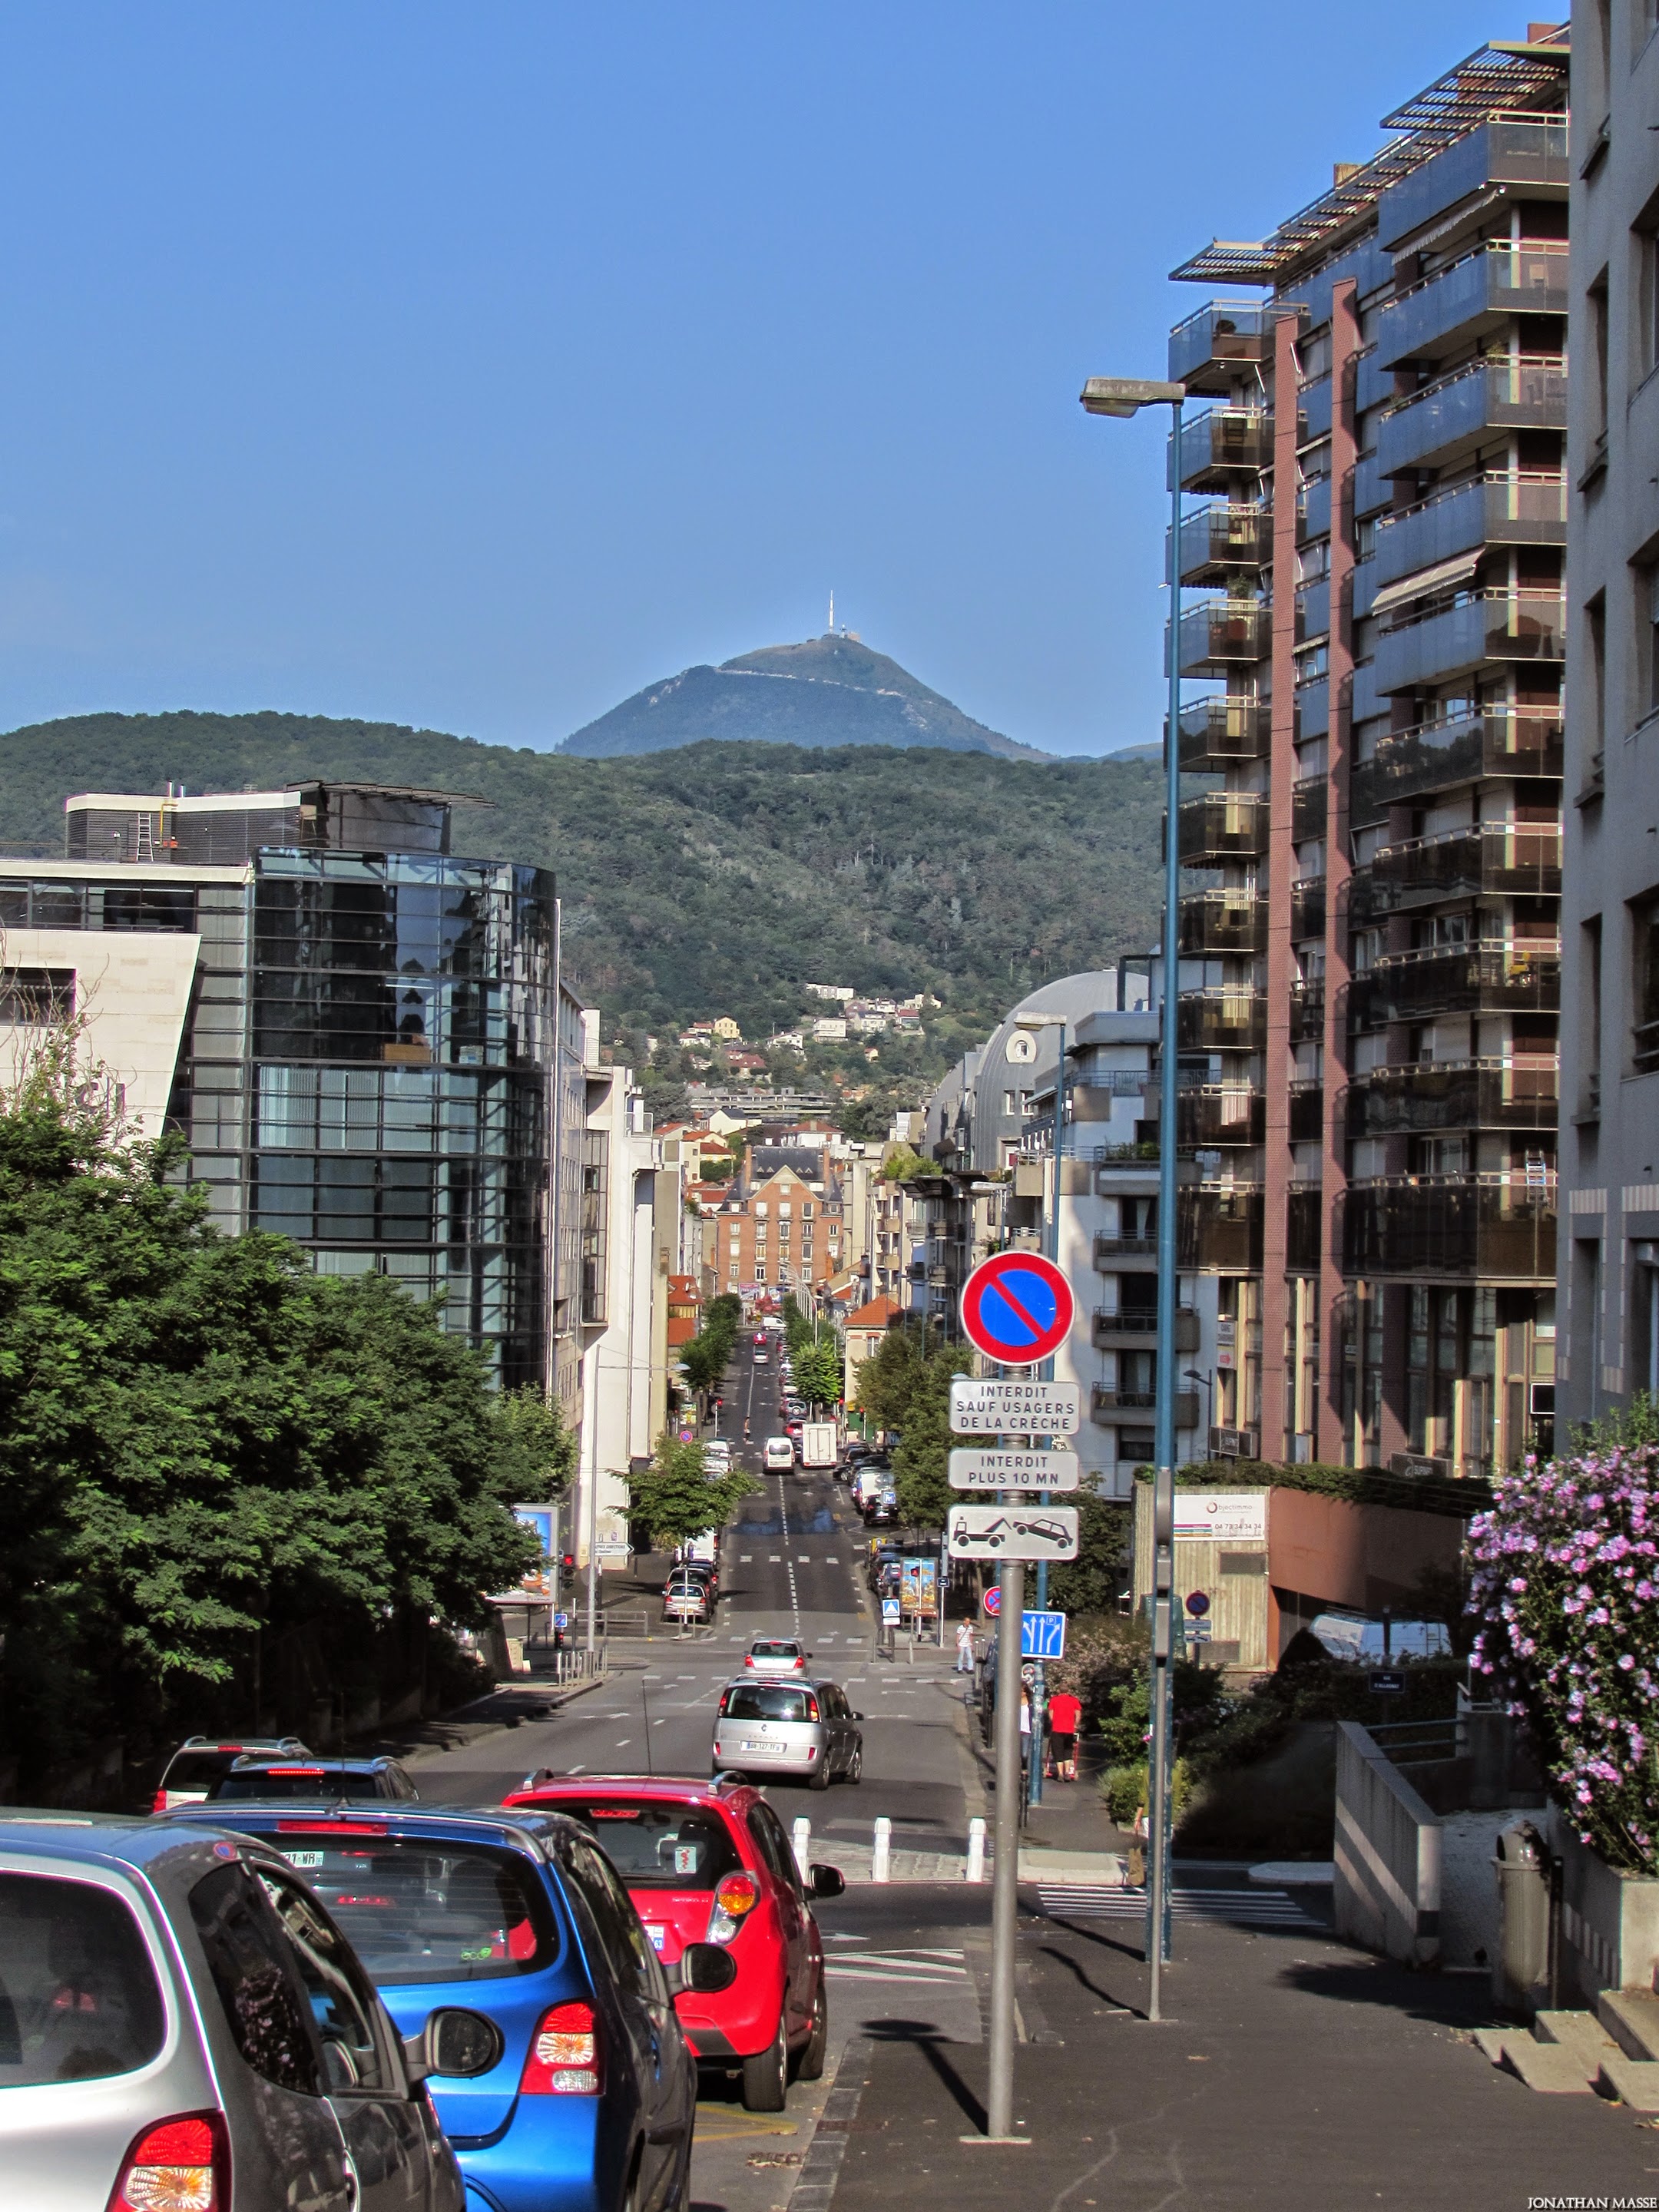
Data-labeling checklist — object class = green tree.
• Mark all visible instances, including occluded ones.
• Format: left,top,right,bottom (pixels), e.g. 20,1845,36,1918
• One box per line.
851,1321,932,1435
1045,1495,1130,1616
625,1432,756,1551
791,1337,843,1410
890,1340,972,1529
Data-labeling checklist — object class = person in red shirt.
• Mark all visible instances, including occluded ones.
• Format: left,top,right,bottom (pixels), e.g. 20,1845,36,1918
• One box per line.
1046,1688,1083,1782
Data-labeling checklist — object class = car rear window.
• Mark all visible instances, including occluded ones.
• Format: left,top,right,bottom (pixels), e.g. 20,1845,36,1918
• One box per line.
553,1803,743,1889
0,1872,166,2086
210,1768,383,1801
750,1641,800,1659
267,1834,558,1985
160,1751,242,1791
724,1685,813,1723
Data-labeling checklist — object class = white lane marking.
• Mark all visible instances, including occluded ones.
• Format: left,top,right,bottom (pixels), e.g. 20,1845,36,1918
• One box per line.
769,1555,783,1563
614,1740,631,1748
798,1555,812,1564
653,1719,667,1727
740,1555,753,1563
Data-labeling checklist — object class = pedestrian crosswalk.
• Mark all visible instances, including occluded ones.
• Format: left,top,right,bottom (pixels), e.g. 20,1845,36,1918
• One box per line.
1037,1883,1326,1932
823,1946,970,1987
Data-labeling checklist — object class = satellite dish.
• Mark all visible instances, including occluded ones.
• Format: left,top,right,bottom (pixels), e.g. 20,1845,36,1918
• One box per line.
1005,1031,1037,1065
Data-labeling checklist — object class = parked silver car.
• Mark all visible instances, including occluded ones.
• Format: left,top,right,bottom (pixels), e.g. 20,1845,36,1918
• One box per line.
712,1679,863,1790
0,1813,493,2210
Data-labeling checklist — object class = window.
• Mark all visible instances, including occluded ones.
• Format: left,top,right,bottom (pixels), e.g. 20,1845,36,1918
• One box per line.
560,1837,664,2004
190,1863,323,2096
256,1866,388,2093
0,1873,165,2087
1634,892,1659,1072
1641,565,1659,722
1583,915,1604,1115
556,1802,742,1889
0,968,75,1025
1588,271,1610,452
725,1684,813,1723
746,1803,803,1896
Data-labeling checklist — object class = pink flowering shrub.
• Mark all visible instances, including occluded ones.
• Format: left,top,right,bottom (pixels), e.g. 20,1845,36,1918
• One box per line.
1468,1437,1658,1875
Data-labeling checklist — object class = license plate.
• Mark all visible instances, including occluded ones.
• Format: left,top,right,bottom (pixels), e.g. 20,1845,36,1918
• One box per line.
645,1925,667,1953
283,1851,323,1869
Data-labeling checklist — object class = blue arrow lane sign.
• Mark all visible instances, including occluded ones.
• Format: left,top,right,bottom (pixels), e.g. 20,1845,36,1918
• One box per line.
1021,1611,1067,1660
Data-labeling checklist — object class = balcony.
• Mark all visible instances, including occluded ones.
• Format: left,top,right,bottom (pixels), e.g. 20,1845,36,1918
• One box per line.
1092,1307,1200,1352
1289,1081,1324,1141
1291,777,1326,843
1300,474,1332,545
1378,118,1570,254
1094,1232,1157,1269
1092,1385,1201,1431
1287,1187,1323,1272
1343,1171,1557,1281
1171,408,1273,492
1289,980,1326,1044
1375,240,1569,371
1168,301,1273,393
1175,696,1270,768
1376,471,1566,591
1296,580,1330,644
1177,1183,1263,1270
1343,1057,1559,1138
1177,791,1269,864
1375,590,1565,694
1348,943,1561,1027
1178,988,1267,1053
1299,374,1332,446
1290,877,1326,940
1177,598,1268,677
1177,1085,1264,1147
1174,502,1272,584
1376,359,1567,478
1353,823,1561,919
1180,889,1264,956
1358,707,1564,808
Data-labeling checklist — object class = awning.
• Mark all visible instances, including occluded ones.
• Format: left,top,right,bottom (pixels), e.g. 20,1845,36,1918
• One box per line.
1371,548,1481,620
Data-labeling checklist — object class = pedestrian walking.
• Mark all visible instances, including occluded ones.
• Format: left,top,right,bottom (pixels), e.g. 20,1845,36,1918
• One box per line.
1128,1803,1149,1889
955,1621,975,1674
1018,1682,1031,1785
1047,1687,1082,1782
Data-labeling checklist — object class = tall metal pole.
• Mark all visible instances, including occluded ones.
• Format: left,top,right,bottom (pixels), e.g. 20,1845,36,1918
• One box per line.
1029,1021,1065,1811
985,1552,1025,2138
1147,397,1184,2020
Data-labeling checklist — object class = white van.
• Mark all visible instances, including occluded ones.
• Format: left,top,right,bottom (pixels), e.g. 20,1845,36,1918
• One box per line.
702,1439,731,1472
763,1435,796,1472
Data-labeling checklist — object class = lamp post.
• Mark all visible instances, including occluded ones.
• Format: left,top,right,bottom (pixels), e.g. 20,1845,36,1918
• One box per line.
1012,1011,1068,1810
1080,372,1186,2022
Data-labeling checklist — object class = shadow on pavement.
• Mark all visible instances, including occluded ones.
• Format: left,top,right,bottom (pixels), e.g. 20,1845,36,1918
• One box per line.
1274,1952,1501,2027
866,2022,987,2131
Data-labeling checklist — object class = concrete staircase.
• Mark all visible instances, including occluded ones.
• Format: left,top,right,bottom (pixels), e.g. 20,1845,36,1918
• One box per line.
1475,1988,1659,2108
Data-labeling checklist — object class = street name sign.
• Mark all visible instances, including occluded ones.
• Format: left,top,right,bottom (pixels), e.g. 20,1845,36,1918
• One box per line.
1021,1610,1067,1660
959,1251,1075,1365
946,1504,1079,1561
949,1447,1081,1492
949,1378,1081,1435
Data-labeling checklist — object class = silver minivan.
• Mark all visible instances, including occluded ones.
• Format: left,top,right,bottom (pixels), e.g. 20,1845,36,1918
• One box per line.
0,1813,491,2211
712,1679,863,1790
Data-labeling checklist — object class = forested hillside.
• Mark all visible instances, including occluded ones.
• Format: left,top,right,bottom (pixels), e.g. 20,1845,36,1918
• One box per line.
0,710,1163,1062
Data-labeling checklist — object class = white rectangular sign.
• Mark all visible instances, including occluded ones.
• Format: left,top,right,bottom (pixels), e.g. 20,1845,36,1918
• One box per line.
946,1504,1079,1561
949,1379,1081,1436
1173,1490,1267,1545
948,1448,1081,1492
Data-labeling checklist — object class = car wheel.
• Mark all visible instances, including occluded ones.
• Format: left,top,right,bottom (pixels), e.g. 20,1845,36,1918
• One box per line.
617,2148,643,2212
845,1743,863,1784
808,1755,830,1793
741,2016,789,2111
793,1979,828,2082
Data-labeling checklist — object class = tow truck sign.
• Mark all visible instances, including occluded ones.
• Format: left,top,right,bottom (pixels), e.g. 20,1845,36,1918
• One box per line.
946,1505,1079,1561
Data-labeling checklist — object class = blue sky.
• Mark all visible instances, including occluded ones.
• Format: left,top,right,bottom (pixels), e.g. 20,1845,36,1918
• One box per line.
0,2,1526,757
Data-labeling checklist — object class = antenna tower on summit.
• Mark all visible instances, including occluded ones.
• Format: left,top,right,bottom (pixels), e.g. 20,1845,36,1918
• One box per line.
828,590,835,635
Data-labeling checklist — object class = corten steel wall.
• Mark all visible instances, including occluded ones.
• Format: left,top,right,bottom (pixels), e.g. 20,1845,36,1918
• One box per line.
1265,1485,1464,1619
1334,1720,1442,1965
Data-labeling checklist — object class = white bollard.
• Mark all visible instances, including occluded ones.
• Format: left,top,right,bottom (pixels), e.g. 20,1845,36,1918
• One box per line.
965,1816,987,1883
872,1816,892,1884
792,1816,811,1878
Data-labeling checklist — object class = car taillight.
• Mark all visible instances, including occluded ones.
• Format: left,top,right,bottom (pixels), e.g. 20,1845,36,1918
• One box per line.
151,1787,168,1813
707,1871,760,1944
803,1697,820,1722
108,2111,225,2212
520,2002,604,2094
717,1690,730,1714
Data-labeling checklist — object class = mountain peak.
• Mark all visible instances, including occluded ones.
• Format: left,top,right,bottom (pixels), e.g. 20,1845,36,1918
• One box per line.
558,634,1048,761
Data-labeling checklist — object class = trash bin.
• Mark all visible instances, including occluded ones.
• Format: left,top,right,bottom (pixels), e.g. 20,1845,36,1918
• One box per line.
1492,1820,1551,2015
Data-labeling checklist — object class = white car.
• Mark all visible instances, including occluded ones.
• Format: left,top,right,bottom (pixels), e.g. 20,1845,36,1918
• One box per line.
703,1440,732,1471
743,1637,808,1675
763,1435,795,1472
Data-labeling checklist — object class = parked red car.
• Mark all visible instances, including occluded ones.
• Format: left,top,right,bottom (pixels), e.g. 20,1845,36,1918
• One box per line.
502,1773,842,2111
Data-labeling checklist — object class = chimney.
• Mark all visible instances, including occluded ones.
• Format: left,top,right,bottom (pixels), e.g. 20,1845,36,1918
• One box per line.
1333,162,1362,186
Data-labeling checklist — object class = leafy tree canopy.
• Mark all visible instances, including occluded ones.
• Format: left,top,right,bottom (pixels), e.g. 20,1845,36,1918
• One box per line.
625,1432,756,1552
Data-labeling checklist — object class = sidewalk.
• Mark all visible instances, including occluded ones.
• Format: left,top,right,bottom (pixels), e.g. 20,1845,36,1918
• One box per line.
824,1892,1650,2210
346,1671,611,1770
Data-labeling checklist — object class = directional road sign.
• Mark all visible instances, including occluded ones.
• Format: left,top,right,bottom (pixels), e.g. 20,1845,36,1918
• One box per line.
949,1378,1081,1436
959,1251,1075,1366
1021,1610,1067,1660
949,1447,1081,1492
946,1504,1079,1561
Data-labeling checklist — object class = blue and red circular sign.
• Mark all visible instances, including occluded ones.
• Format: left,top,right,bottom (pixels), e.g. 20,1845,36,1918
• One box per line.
959,1251,1075,1366
983,1586,1001,1617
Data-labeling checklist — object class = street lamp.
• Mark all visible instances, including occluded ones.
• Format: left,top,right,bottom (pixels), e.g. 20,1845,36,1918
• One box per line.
1080,369,1186,2022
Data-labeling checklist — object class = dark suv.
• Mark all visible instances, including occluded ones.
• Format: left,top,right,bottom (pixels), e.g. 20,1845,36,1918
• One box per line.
204,1755,419,1803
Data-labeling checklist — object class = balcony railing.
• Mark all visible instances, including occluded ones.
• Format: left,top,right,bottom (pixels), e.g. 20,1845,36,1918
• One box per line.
1174,696,1270,768
1174,502,1272,584
1177,1085,1264,1147
1291,777,1326,843
1094,1233,1157,1267
1349,943,1561,1027
1343,1171,1557,1280
1092,1307,1200,1351
1168,300,1273,392
1373,474,1567,591
1343,1057,1559,1137
1170,408,1273,491
1375,590,1565,694
1296,580,1330,645
1177,1183,1263,1270
1353,707,1564,810
1289,1080,1324,1141
1376,357,1567,478
1176,791,1270,864
1375,240,1568,371
1377,118,1570,254
1176,598,1269,676
1351,823,1561,918
1290,877,1326,941
1178,988,1267,1053
1180,889,1264,956
1289,979,1326,1044
1092,1386,1200,1430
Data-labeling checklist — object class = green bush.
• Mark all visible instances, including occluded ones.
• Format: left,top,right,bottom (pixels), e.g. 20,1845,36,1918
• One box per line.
1102,1757,1195,1826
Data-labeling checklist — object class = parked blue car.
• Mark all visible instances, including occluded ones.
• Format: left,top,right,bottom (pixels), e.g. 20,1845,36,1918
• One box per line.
162,1800,733,2212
